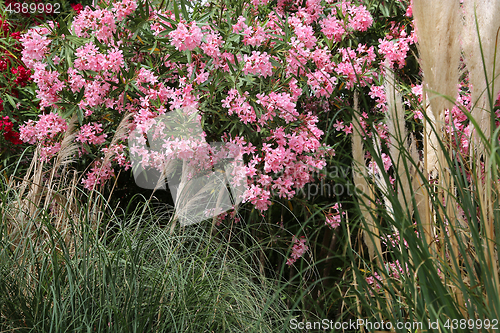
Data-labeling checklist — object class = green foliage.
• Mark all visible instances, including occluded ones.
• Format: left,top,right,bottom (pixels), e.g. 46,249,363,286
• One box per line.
0,173,293,332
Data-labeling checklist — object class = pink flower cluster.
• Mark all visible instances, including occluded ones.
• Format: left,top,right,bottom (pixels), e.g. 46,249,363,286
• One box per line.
369,85,388,112
335,45,376,89
19,112,67,161
149,10,174,36
240,113,326,209
365,260,410,294
320,2,373,42
169,22,203,51
112,0,137,21
378,36,414,69
31,64,65,108
325,203,344,229
222,89,257,124
200,26,224,58
233,16,272,47
289,15,317,49
286,235,309,265
348,4,373,31
386,260,409,280
307,70,337,98
74,42,124,73
76,123,107,145
81,159,115,190
444,83,472,156
242,183,272,211
256,92,299,124
366,271,382,292
243,51,273,78
20,26,52,69
73,7,117,42
320,15,345,42
381,229,410,249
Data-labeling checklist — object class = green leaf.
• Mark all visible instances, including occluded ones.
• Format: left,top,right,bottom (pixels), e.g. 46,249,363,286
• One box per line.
173,0,180,21
179,0,189,20
5,94,16,108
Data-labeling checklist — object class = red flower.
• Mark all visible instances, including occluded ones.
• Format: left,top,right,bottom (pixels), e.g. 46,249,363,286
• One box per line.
11,65,32,87
0,18,9,36
3,130,22,145
10,31,21,40
0,116,22,145
71,3,83,14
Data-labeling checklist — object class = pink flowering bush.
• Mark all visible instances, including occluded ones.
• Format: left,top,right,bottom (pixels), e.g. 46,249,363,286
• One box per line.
14,1,424,281
14,0,427,290
0,1,86,168
17,0,396,204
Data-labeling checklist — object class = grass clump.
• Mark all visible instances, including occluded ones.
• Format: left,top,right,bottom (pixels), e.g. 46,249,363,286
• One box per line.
0,162,292,332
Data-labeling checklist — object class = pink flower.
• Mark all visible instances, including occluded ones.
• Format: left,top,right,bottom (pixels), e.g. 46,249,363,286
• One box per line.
222,89,257,124
335,46,376,89
112,0,137,21
411,84,423,102
251,0,269,7
76,123,107,145
381,153,392,171
243,51,273,78
378,36,412,69
369,85,387,112
413,110,423,120
232,16,247,33
81,159,115,190
343,123,353,134
242,184,271,211
31,64,64,108
256,92,299,124
149,9,175,36
333,120,344,131
325,203,344,229
73,7,116,43
169,22,203,51
19,112,68,161
366,272,382,292
306,70,336,98
320,15,345,42
201,28,223,57
292,22,317,49
387,260,409,280
20,26,52,69
74,42,106,72
243,26,269,47
286,236,309,266
348,5,373,32
311,47,335,72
